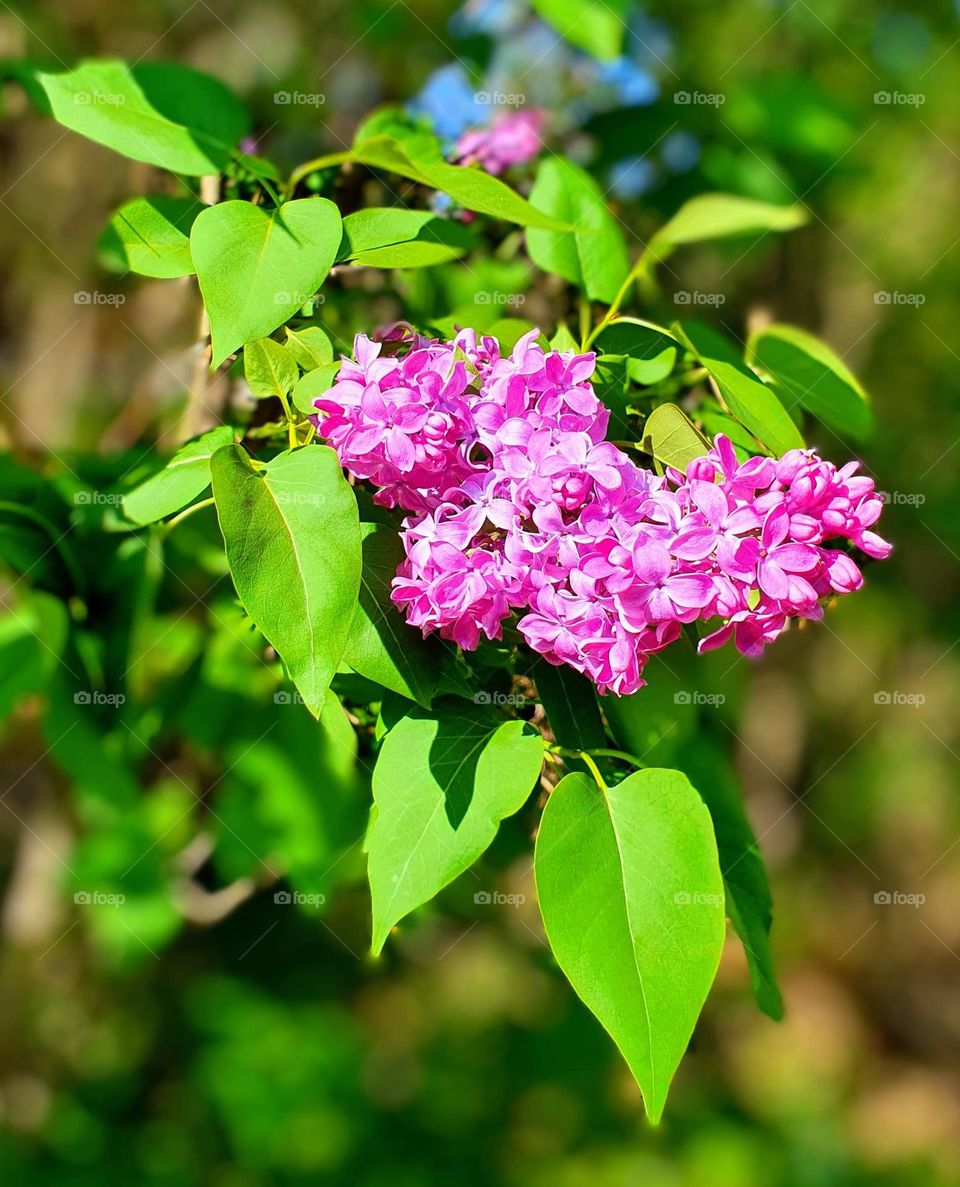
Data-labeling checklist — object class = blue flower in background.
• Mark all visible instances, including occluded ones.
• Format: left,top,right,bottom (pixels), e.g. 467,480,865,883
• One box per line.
594,57,659,107
661,130,700,172
608,155,657,200
408,63,486,143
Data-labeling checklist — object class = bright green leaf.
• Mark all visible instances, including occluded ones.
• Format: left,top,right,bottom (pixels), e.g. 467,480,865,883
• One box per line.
536,768,726,1123
650,193,806,262
367,701,545,953
284,326,333,370
191,198,342,366
353,135,567,230
98,195,203,278
36,59,249,174
339,208,477,267
211,444,361,718
550,323,579,352
641,403,710,470
122,426,234,526
292,362,341,415
529,0,628,60
527,157,630,303
243,338,298,399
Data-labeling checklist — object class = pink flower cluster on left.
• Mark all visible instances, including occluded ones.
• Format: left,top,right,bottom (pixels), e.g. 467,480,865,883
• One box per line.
314,326,890,696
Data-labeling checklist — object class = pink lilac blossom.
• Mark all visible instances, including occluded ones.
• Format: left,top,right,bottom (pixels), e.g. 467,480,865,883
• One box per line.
314,326,891,696
451,109,546,175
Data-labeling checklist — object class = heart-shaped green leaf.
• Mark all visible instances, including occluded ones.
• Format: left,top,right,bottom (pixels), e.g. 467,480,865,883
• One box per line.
191,199,342,366
536,768,726,1122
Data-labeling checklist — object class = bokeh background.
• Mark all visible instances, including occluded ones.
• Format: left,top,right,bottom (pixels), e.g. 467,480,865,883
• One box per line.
1,1,959,1183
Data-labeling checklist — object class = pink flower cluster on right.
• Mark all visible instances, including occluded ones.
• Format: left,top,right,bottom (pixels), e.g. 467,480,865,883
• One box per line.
314,326,890,696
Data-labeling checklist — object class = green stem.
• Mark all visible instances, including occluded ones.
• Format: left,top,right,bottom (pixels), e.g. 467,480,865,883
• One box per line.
287,151,353,196
546,744,649,791
578,296,592,351
547,745,605,790
233,155,283,207
162,497,215,535
584,250,658,350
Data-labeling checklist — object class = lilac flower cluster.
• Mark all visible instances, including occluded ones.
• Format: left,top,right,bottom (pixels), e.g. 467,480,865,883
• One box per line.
314,327,890,696
452,109,545,175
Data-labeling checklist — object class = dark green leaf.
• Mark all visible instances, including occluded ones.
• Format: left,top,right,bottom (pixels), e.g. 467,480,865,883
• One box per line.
344,523,441,706
685,748,784,1020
